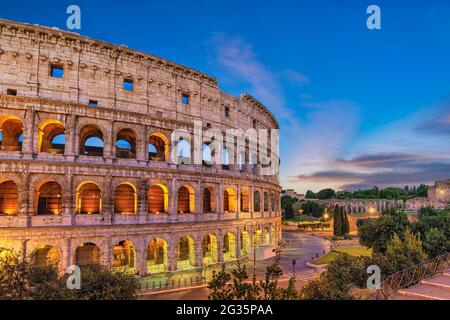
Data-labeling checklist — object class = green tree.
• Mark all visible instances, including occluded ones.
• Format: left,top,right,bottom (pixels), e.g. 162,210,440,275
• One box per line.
359,210,409,253
317,188,336,200
305,190,317,199
422,228,449,258
333,205,343,237
341,207,350,235
384,230,427,273
208,265,233,300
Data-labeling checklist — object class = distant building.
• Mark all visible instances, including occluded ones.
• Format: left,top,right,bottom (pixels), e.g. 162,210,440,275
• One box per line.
284,189,305,201
426,179,450,208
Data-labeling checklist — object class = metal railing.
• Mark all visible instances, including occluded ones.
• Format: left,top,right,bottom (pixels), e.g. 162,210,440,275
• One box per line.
376,252,450,300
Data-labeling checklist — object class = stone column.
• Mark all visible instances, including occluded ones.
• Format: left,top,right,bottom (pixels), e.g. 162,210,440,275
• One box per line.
217,230,224,263
138,179,148,223
65,114,77,161
21,109,35,159
104,121,115,163
195,235,203,268
168,237,177,272
102,176,112,224
169,178,177,218
236,227,242,259
104,237,112,269
217,183,223,216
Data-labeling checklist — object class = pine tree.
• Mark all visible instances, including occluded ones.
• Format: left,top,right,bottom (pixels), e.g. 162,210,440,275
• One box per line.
341,206,350,235
333,205,342,236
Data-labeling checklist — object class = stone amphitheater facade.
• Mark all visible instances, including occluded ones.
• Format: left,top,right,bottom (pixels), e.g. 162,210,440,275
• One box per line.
0,19,282,275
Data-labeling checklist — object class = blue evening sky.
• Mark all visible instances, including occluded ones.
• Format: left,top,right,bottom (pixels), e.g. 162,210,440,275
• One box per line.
2,1,450,193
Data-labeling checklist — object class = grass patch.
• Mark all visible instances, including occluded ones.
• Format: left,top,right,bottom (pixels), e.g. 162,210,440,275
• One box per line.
312,246,372,265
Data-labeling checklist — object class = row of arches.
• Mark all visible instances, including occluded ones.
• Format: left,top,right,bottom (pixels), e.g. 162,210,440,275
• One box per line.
4,227,277,274
0,179,279,216
0,117,265,170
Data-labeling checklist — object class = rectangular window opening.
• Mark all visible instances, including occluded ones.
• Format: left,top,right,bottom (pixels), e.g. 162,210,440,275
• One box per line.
6,89,17,96
50,65,64,78
182,94,189,105
88,100,98,107
123,79,134,91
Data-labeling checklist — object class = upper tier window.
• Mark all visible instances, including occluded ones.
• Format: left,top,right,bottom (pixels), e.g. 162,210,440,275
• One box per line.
182,94,189,105
50,65,64,78
123,79,134,91
224,106,230,118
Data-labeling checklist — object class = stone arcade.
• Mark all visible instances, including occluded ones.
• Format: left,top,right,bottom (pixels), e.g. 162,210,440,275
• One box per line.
0,19,282,275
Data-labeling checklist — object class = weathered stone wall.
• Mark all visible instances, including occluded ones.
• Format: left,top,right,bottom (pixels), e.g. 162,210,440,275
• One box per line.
0,19,282,275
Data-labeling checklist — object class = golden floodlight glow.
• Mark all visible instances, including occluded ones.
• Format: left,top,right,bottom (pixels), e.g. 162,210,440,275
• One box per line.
368,207,376,214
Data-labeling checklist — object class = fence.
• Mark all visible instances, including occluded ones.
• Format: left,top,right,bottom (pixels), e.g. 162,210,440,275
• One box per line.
376,252,450,300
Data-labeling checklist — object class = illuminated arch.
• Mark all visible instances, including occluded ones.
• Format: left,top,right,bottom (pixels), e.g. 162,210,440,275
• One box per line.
148,133,169,162
263,192,269,212
147,238,168,274
223,188,236,213
177,236,195,270
0,180,18,215
0,115,23,152
240,231,250,257
240,188,249,212
75,243,100,266
202,234,218,265
178,185,195,214
203,187,214,213
223,232,236,261
76,182,102,215
116,128,137,159
30,245,60,268
254,191,261,212
114,183,137,214
177,139,191,164
148,184,169,214
262,227,270,245
112,240,136,273
79,125,104,157
37,181,62,215
38,120,65,154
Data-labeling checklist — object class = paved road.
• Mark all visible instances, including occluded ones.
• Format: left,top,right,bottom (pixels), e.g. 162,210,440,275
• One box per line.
141,232,331,300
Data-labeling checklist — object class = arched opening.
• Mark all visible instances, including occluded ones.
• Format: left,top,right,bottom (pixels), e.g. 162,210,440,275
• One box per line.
223,188,236,213
270,194,275,212
254,191,261,212
75,243,100,266
114,183,136,215
30,245,60,268
202,234,218,265
116,129,136,159
0,116,23,151
148,133,169,162
253,227,262,246
38,121,65,154
0,180,18,215
238,151,246,172
222,148,230,170
264,192,269,212
79,125,104,157
262,227,270,245
37,181,62,215
177,139,191,164
147,238,168,274
202,143,213,167
271,225,277,245
76,183,101,215
148,184,169,214
223,233,236,261
240,189,249,212
112,240,136,273
177,237,195,270
203,187,213,213
178,186,195,214
241,232,250,257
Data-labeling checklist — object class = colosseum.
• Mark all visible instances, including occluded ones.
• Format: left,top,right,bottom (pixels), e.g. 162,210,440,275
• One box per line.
0,19,282,276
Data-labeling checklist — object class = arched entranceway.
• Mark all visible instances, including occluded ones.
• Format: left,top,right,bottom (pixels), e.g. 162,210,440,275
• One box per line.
116,128,137,159
148,184,169,214
0,180,18,215
223,188,236,213
254,191,261,212
178,186,195,214
0,116,23,152
240,189,249,212
203,187,214,213
114,183,137,214
223,233,236,261
112,240,136,273
30,245,60,268
76,183,101,215
202,234,218,265
37,181,62,215
38,120,65,154
75,243,100,266
79,125,104,157
148,133,169,162
177,237,195,270
147,238,168,274
241,232,250,257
